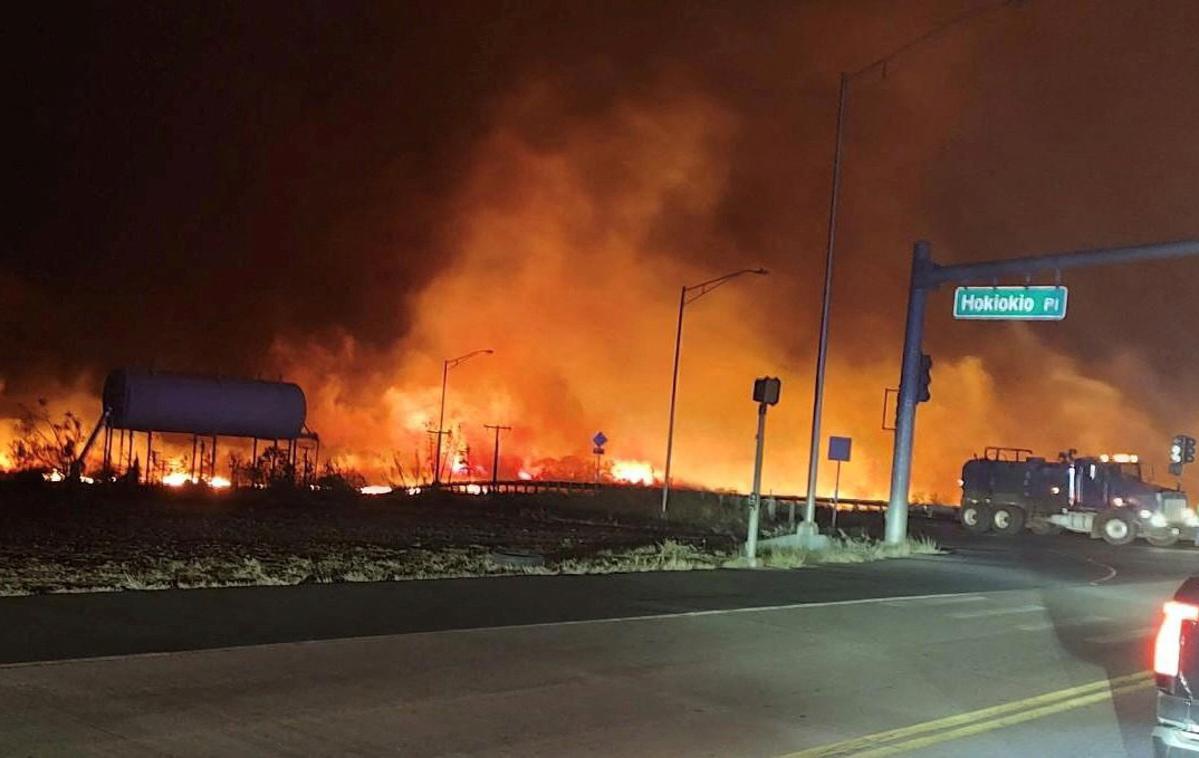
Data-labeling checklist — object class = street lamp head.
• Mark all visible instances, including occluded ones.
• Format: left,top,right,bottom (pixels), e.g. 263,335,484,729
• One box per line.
753,268,769,275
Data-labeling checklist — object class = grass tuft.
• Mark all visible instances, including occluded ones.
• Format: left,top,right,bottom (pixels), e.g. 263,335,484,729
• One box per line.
754,534,941,568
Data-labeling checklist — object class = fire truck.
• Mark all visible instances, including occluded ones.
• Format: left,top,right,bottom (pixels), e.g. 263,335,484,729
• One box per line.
959,447,1199,547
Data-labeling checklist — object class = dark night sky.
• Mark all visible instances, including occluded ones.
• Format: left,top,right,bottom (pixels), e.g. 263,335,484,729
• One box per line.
6,1,1199,484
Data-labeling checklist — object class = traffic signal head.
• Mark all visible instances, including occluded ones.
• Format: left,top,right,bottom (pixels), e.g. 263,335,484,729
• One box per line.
916,353,932,403
1169,435,1195,467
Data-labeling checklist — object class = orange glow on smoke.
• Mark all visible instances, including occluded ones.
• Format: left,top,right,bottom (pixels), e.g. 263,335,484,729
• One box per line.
4,82,1193,504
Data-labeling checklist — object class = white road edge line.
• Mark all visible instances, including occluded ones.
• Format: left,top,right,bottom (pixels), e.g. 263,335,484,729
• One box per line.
884,595,988,606
1087,558,1119,586
0,590,988,671
949,604,1046,619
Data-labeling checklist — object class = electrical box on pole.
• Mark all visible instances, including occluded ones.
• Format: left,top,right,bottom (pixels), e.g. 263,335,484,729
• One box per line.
753,377,781,405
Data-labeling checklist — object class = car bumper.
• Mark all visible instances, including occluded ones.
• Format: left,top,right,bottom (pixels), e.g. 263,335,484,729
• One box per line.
1156,692,1199,756
1154,725,1199,757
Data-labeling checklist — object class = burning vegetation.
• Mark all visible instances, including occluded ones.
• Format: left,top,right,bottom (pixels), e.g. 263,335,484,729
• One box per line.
5,2,1199,501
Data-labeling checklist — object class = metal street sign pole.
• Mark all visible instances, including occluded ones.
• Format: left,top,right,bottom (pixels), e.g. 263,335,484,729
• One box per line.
831,459,843,531
885,237,1199,545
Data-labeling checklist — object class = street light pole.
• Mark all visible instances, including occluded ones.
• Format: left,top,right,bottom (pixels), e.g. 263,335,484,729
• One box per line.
660,286,686,514
660,267,768,515
797,71,848,534
797,0,1015,540
433,349,493,486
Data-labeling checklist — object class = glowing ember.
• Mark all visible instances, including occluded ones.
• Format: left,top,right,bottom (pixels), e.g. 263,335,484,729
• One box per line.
359,484,393,495
611,460,655,486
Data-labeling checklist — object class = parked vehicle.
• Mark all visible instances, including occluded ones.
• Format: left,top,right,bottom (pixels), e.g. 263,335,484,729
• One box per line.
1153,576,1199,756
959,447,1199,546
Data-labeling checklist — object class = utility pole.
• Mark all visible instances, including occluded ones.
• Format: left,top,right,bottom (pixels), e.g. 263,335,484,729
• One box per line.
484,424,511,486
886,238,1199,545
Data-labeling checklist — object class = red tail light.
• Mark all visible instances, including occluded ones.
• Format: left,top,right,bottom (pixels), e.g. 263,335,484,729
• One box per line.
1155,600,1199,678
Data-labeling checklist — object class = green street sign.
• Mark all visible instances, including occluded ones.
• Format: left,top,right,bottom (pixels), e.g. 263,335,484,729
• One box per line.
953,285,1068,320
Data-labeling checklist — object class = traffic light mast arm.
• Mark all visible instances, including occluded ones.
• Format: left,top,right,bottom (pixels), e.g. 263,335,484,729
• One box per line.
886,238,1199,547
917,239,1199,289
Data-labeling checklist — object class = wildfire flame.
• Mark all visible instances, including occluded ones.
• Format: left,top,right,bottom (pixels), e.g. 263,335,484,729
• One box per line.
611,459,655,486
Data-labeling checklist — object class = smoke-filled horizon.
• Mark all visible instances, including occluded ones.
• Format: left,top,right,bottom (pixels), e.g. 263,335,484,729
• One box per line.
6,0,1199,497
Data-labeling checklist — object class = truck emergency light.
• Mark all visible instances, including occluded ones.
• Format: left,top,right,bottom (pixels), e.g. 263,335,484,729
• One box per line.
1154,600,1199,679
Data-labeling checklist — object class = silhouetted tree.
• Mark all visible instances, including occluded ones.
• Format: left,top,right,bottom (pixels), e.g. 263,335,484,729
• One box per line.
317,461,366,493
8,400,84,474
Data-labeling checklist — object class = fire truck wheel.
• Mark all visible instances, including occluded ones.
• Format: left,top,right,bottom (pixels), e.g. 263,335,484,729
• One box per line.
991,505,1026,536
1096,510,1136,546
1145,529,1179,548
1029,519,1063,536
961,503,992,533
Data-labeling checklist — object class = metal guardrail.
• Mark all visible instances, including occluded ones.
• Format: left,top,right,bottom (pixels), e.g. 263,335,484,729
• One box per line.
429,480,959,519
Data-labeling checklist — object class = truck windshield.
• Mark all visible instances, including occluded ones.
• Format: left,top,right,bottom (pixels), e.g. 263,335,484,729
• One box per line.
1118,462,1143,480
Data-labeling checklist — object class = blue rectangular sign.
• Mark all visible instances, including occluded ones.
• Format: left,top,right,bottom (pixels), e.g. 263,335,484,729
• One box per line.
828,436,852,462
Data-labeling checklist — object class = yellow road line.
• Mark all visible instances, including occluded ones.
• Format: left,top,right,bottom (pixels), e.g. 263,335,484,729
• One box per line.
851,680,1152,757
782,671,1151,758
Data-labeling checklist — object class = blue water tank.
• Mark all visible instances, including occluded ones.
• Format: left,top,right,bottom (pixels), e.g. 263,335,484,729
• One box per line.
103,369,307,439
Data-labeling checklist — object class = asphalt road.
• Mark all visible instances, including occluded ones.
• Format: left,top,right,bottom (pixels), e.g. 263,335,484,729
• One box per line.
0,519,1194,756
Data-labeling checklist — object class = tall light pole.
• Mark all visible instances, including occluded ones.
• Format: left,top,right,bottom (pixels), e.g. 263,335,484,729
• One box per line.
434,348,493,485
661,267,769,515
797,0,1015,540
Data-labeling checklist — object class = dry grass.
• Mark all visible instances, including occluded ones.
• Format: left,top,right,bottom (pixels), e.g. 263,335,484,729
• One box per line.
753,534,942,569
0,533,939,596
552,539,729,574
